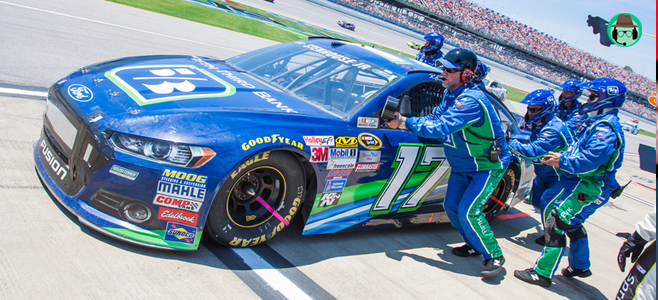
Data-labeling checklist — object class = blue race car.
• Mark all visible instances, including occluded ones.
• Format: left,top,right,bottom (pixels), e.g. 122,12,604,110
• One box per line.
35,37,534,250
337,21,355,31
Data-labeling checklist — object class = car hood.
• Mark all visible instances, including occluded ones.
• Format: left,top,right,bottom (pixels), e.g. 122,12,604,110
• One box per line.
55,55,339,141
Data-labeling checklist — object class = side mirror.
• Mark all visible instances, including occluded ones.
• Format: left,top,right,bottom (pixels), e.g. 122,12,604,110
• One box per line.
399,95,412,117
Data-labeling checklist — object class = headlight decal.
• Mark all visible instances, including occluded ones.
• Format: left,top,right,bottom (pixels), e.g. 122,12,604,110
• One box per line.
110,132,215,167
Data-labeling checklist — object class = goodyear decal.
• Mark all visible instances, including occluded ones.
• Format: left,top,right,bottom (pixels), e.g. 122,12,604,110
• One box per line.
164,222,197,245
241,134,303,151
105,65,236,106
358,133,382,150
335,136,358,148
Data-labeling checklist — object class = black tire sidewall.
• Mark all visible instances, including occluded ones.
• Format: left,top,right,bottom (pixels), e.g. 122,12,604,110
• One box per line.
205,151,305,247
484,167,515,221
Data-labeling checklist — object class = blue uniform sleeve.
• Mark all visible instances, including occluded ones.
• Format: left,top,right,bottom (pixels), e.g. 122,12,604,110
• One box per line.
405,95,482,140
565,113,587,135
559,124,618,174
509,129,565,160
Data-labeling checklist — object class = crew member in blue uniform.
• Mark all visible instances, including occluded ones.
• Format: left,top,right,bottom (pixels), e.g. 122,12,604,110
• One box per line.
415,32,445,67
515,78,627,287
508,89,573,246
556,79,587,137
389,48,510,278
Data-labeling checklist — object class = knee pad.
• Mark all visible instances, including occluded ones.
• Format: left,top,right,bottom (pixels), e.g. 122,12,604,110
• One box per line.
566,226,587,242
544,212,567,247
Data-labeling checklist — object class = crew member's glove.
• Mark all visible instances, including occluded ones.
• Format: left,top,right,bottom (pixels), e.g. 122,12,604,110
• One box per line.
617,231,647,272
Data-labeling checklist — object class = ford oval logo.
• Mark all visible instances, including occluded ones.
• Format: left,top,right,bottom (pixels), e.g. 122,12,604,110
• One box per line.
67,84,93,102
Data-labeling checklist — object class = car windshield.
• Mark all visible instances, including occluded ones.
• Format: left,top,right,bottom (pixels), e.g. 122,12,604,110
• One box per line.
226,41,399,118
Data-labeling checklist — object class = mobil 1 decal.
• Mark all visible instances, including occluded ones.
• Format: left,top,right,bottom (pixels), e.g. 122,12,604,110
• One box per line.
370,143,449,215
105,65,236,105
153,169,207,213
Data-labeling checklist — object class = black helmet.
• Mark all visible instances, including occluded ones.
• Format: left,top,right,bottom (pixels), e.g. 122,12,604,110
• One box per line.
438,48,478,71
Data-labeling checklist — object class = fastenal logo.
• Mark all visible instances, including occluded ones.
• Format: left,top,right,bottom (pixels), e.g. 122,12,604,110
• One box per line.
607,13,642,47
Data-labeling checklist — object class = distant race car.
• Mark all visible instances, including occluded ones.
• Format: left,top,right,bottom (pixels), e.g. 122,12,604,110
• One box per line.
337,21,355,31
407,41,422,50
621,120,640,135
35,37,534,250
482,77,507,101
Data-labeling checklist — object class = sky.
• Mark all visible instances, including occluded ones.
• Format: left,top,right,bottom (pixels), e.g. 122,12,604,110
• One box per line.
466,0,656,81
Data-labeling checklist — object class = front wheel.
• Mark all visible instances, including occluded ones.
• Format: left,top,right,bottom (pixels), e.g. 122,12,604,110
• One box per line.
205,151,305,247
483,168,516,221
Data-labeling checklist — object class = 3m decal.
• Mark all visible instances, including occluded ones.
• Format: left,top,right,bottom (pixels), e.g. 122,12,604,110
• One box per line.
303,136,335,146
158,207,198,226
355,162,381,173
329,148,358,159
105,65,236,106
164,222,197,244
67,84,93,102
241,134,303,151
319,192,342,207
311,147,328,163
358,133,382,150
324,179,347,193
335,136,358,148
109,165,139,181
371,145,449,215
357,117,379,129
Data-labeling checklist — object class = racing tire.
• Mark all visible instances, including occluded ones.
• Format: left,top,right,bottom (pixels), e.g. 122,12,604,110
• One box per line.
483,168,516,221
205,151,305,247
632,129,639,135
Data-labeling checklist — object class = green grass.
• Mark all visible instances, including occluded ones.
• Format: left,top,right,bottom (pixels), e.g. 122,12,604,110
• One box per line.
639,129,656,138
501,84,528,103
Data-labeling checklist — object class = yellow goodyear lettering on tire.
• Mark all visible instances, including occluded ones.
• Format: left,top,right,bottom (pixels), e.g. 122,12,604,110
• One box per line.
358,133,382,150
335,136,358,148
241,134,304,151
230,152,270,179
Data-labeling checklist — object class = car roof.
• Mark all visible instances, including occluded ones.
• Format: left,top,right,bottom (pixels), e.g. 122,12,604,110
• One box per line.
307,38,439,75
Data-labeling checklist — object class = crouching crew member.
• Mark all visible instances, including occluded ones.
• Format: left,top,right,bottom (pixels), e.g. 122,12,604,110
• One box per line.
515,78,627,287
509,89,573,246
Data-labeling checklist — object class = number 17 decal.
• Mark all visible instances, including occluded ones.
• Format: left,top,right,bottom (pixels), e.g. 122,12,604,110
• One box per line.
370,144,450,215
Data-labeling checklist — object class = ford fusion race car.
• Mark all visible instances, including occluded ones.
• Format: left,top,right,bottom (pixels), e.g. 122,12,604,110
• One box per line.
35,37,534,250
337,21,355,31
621,120,640,135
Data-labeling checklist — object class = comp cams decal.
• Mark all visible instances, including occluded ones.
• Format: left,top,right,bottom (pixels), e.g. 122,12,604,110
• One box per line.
105,64,236,106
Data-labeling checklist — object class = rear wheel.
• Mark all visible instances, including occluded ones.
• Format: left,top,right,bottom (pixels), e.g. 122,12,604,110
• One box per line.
205,152,305,247
483,168,516,221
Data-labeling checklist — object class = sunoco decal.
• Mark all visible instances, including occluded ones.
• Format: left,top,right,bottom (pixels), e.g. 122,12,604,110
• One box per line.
105,65,236,106
164,222,197,245
358,133,382,150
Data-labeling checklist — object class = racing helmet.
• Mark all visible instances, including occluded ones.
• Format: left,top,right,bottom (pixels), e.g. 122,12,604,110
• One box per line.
437,48,478,82
521,89,556,125
577,78,627,114
473,61,490,83
421,32,444,53
558,79,583,104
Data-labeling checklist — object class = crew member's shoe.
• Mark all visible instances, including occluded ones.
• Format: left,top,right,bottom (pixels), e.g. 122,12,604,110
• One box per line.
514,268,552,287
535,235,545,246
481,256,505,277
561,266,592,278
451,244,480,257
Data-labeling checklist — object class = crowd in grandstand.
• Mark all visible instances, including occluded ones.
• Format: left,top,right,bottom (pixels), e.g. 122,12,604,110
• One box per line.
331,0,656,121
